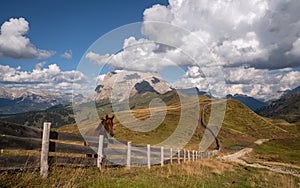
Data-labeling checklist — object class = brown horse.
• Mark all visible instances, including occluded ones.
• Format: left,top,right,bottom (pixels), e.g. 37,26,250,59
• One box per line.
84,114,114,157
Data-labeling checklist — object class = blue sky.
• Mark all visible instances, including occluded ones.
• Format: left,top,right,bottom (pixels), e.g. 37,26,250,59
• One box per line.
0,0,299,100
0,0,168,71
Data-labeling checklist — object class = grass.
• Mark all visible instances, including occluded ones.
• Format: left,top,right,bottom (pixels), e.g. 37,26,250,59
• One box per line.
58,94,206,150
54,97,294,152
2,93,300,187
259,120,299,154
250,136,300,166
205,100,293,153
239,119,300,175
1,105,75,128
0,159,299,188
3,91,290,152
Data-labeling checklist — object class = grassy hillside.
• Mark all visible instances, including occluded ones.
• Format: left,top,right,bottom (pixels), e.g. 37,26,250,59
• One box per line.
246,120,300,167
257,93,300,123
1,93,300,187
0,91,180,128
1,90,295,151
1,159,299,187
217,100,291,151
0,105,75,128
55,95,291,152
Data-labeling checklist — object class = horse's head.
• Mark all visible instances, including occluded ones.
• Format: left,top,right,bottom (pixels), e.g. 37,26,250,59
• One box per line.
102,114,115,137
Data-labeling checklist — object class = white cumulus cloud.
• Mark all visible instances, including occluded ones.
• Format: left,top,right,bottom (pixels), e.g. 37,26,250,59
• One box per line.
85,0,300,100
0,64,87,91
173,65,300,100
86,37,189,72
0,17,54,59
142,0,300,69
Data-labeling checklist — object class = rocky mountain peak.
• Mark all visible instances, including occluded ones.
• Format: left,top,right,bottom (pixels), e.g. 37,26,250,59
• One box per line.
95,71,172,101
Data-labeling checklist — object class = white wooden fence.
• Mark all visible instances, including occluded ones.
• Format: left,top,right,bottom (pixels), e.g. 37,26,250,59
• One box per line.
15,122,220,178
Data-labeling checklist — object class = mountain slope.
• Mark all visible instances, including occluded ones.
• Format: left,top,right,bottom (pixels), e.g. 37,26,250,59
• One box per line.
216,99,288,150
2,89,292,153
256,92,300,123
267,85,300,102
1,105,75,128
227,94,266,111
280,85,300,98
0,90,181,128
55,95,290,151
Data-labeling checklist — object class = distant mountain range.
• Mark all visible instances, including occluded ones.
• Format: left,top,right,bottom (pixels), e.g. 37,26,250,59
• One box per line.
2,90,288,152
256,92,300,123
1,69,299,117
1,69,299,127
226,85,300,112
266,85,300,102
0,71,173,115
281,85,300,98
176,87,212,97
0,87,86,115
226,94,266,111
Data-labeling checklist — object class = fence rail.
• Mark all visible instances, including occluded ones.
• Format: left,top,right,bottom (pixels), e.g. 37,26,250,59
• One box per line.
0,122,220,178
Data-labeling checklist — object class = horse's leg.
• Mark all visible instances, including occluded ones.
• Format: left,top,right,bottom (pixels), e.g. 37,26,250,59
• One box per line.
84,141,92,158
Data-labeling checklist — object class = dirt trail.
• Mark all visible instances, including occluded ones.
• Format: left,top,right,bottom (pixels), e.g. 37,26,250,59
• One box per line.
220,139,300,178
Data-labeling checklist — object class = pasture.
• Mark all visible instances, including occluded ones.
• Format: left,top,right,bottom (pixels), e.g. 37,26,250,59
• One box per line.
1,159,299,187
1,96,300,187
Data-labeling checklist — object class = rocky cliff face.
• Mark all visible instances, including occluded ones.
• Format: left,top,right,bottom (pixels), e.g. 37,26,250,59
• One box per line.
95,71,172,101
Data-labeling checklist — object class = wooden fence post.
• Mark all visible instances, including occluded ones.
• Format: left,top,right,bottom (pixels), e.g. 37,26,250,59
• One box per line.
170,148,173,165
192,150,195,161
184,149,186,162
127,141,131,169
40,122,51,178
188,150,190,161
177,148,180,164
147,144,151,169
97,135,104,171
161,146,164,166
196,151,198,160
